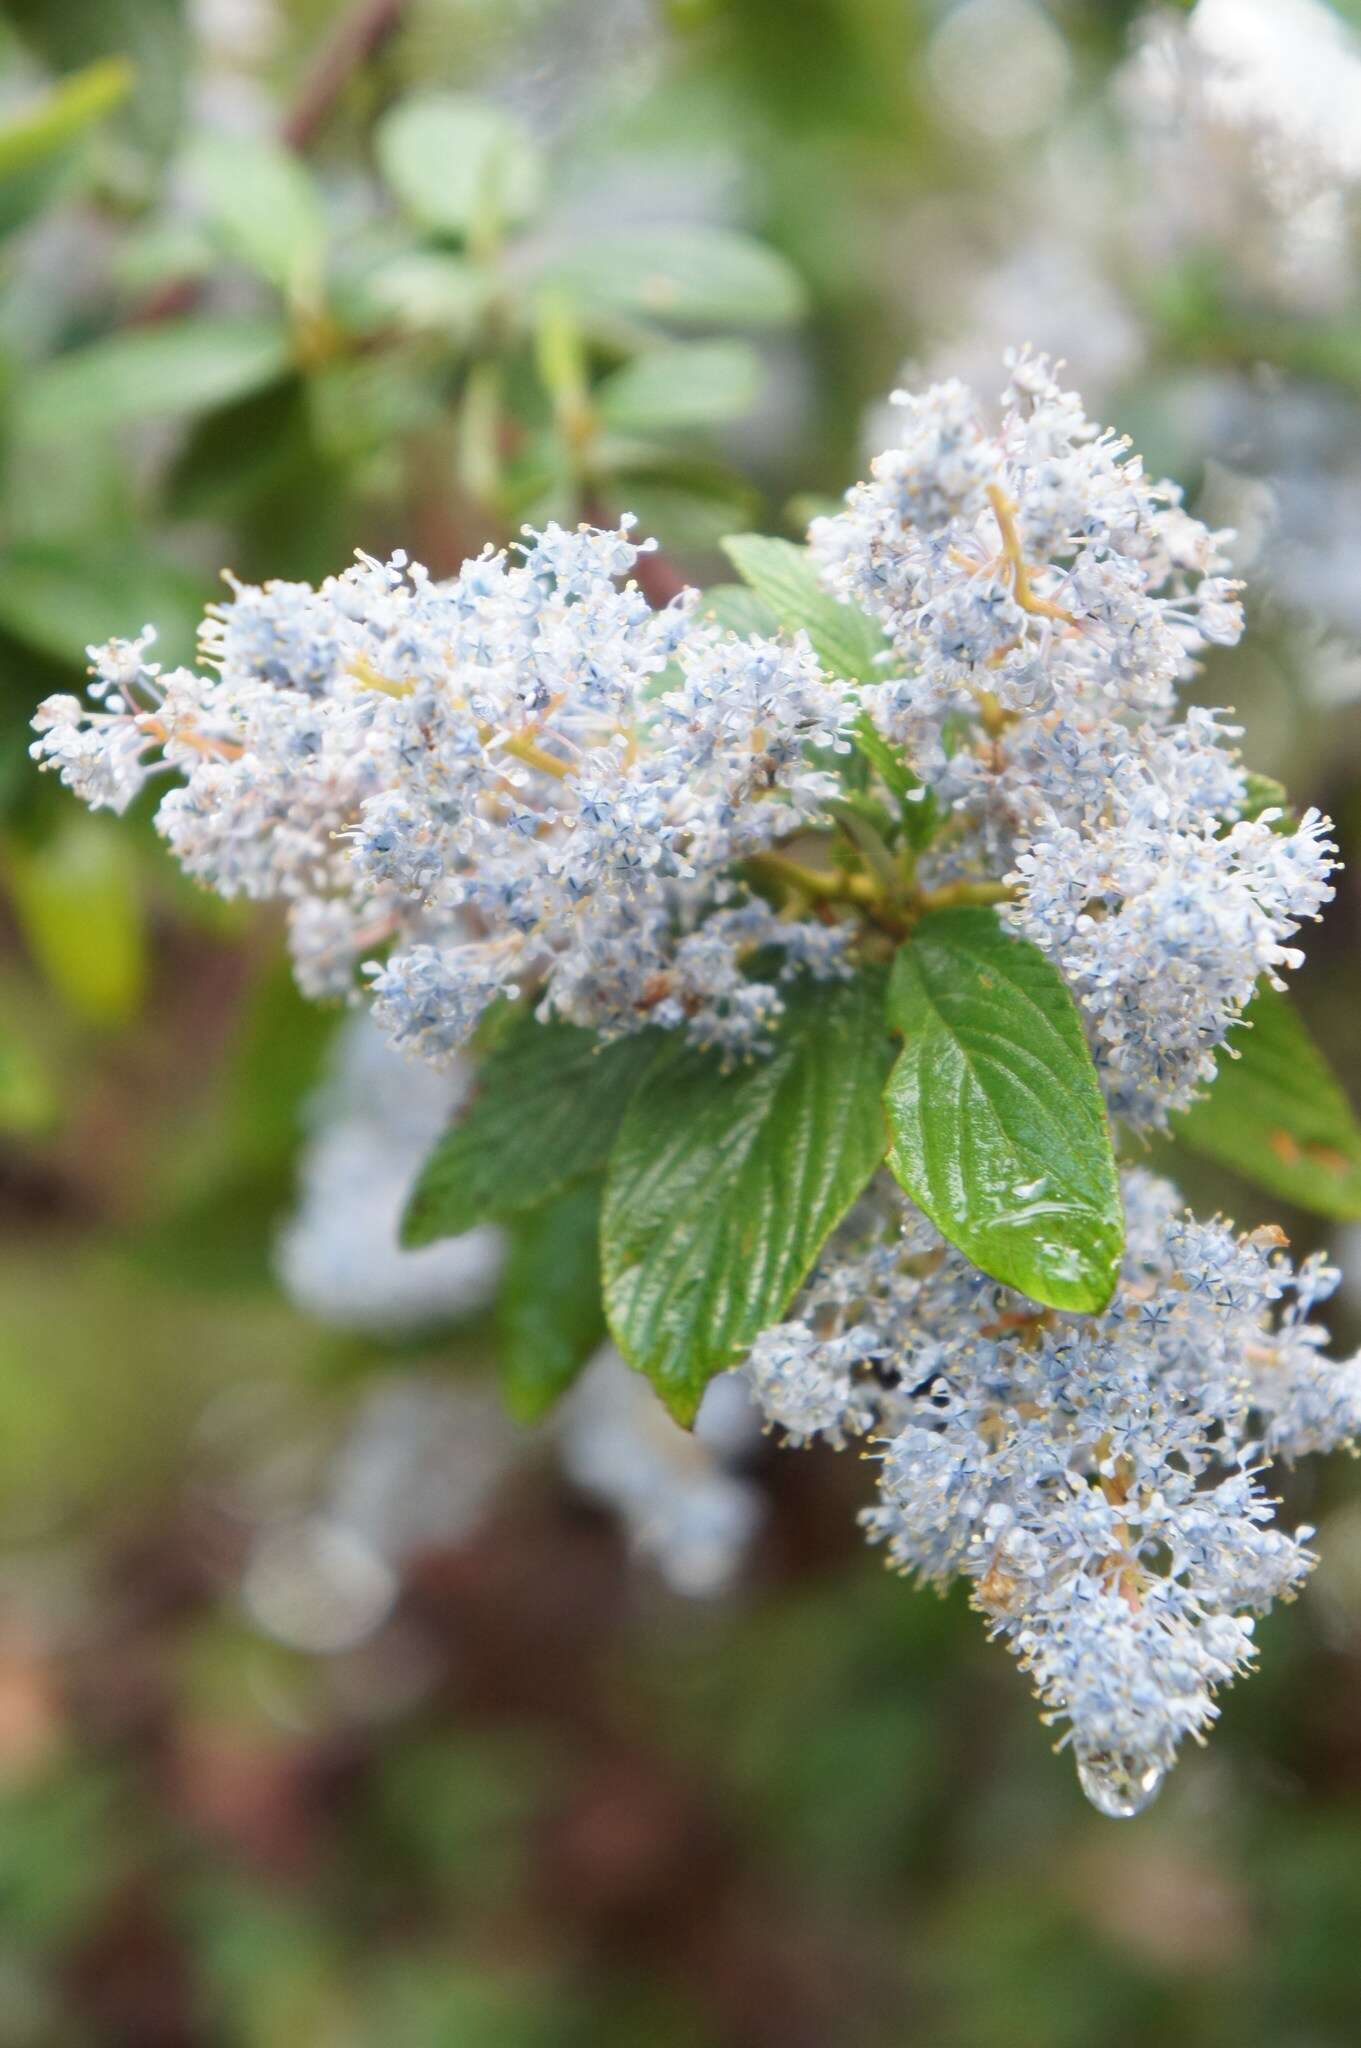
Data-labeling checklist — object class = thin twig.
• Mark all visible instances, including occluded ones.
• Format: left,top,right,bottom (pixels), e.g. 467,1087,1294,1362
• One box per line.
282,0,409,151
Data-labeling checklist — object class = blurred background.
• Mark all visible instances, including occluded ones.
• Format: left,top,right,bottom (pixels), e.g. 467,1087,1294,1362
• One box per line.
5,1,1361,2041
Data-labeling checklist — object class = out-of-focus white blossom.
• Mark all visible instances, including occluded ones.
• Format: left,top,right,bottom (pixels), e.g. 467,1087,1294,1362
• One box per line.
278,1013,502,1335
558,1350,764,1598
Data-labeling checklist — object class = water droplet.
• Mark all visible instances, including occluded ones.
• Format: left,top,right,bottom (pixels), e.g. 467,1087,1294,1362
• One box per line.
1075,1749,1165,1819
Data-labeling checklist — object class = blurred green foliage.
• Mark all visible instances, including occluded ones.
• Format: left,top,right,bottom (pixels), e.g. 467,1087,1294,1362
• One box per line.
4,0,1361,2042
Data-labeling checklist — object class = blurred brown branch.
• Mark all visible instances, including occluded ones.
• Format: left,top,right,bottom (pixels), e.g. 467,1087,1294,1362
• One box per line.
282,0,409,151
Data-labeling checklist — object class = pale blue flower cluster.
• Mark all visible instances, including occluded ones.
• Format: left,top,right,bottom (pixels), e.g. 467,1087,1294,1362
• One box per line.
32,523,849,1060
811,351,1336,1123
746,1169,1361,1814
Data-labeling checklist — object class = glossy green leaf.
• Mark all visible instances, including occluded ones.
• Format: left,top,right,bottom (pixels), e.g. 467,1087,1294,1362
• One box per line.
602,969,892,1422
375,93,542,239
596,341,763,432
539,227,806,328
401,1019,661,1246
497,1180,606,1422
884,909,1123,1311
184,131,326,294
720,533,889,684
21,317,292,438
1171,985,1361,1218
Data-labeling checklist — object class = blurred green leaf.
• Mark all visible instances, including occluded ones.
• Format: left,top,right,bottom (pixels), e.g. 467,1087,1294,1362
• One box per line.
0,56,132,201
349,248,492,335
540,227,807,328
1172,985,1361,1219
595,454,759,553
375,92,543,241
183,130,326,296
6,0,189,160
6,812,146,1027
0,538,204,668
0,1006,58,1134
497,1179,605,1422
21,317,293,437
700,582,779,635
596,340,763,431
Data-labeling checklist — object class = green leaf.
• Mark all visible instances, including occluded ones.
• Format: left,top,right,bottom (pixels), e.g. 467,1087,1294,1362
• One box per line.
1239,770,1288,820
720,533,889,684
348,249,491,335
184,131,326,295
497,1180,606,1422
6,814,146,1028
375,93,542,240
21,317,292,438
884,909,1123,1312
1171,985,1361,1219
596,341,763,432
849,713,936,848
539,227,806,329
0,55,132,180
700,583,779,636
401,1019,661,1246
0,540,205,668
602,969,892,1422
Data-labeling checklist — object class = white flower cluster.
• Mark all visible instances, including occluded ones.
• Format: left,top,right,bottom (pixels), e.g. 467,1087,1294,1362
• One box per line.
747,1168,1361,1814
32,521,849,1063
812,352,1336,1123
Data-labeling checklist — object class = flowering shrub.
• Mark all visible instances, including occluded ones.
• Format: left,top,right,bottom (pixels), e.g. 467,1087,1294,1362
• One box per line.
32,350,1361,1816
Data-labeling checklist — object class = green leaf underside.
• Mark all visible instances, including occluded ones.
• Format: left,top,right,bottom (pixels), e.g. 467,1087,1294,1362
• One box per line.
400,1019,661,1246
497,1180,606,1423
1172,985,1361,1219
884,909,1123,1313
720,533,889,685
602,969,892,1423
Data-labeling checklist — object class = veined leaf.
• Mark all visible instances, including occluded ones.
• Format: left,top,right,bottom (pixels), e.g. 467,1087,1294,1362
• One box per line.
497,1180,606,1422
1172,985,1361,1219
22,317,292,437
602,969,892,1422
401,1019,660,1246
720,533,889,685
884,909,1123,1312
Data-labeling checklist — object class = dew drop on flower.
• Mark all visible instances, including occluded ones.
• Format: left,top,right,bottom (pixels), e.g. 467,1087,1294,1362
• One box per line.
1075,1749,1165,1819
